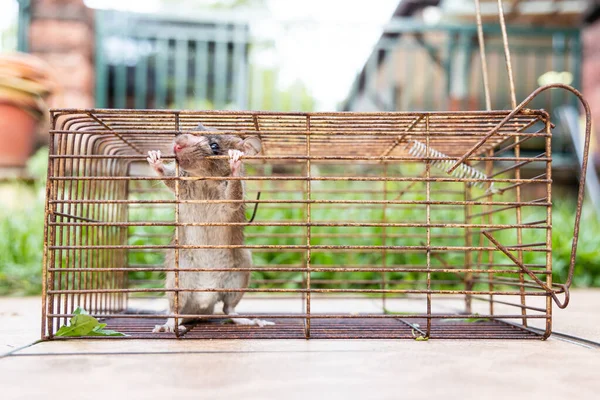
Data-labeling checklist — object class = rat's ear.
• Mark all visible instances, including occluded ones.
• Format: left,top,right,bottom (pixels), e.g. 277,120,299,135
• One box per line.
241,136,262,155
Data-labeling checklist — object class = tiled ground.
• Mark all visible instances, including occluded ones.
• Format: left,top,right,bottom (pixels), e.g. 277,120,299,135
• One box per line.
1,291,599,400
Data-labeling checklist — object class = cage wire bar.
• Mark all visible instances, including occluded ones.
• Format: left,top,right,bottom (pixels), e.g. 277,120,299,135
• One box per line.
41,0,593,340
42,88,591,339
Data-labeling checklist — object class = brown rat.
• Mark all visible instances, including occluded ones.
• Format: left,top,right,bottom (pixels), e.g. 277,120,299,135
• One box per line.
147,123,273,333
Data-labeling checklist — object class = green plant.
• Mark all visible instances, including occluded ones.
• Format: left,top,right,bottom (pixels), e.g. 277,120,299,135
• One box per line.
55,307,127,337
551,200,600,286
0,147,47,295
1,152,600,296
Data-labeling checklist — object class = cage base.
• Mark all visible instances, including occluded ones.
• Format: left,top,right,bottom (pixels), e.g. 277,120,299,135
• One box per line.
57,313,543,340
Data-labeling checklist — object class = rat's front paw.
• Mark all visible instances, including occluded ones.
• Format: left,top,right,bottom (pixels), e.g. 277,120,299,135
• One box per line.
147,150,164,174
228,149,244,176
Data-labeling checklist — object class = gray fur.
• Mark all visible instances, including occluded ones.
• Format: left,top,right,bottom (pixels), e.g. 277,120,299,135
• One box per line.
148,131,271,332
195,122,210,131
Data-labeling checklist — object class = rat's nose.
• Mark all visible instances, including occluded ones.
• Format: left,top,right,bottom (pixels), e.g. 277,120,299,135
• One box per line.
174,134,190,153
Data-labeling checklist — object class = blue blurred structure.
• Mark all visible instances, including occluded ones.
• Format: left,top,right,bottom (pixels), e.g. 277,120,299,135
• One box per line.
342,1,584,116
341,0,593,189
95,10,251,110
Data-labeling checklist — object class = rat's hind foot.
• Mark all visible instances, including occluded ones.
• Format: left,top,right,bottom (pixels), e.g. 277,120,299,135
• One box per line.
228,149,244,176
230,318,275,327
147,150,164,174
225,310,275,327
152,318,188,334
152,324,187,334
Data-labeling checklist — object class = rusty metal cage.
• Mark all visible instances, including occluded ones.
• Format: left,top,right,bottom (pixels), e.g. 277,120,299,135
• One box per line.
41,83,592,340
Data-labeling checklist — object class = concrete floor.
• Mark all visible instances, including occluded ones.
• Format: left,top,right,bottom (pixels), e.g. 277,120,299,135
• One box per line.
1,292,599,400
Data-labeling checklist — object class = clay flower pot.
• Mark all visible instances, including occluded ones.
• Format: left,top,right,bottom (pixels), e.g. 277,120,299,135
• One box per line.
0,103,37,167
0,53,57,167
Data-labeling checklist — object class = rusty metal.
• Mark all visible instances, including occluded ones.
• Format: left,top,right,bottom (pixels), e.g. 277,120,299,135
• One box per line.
496,0,517,109
475,0,491,111
41,86,591,340
173,112,181,338
50,315,537,340
305,115,312,338
483,232,570,309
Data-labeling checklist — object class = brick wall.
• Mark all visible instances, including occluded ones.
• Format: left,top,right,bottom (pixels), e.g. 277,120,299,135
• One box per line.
29,0,94,109
583,19,600,159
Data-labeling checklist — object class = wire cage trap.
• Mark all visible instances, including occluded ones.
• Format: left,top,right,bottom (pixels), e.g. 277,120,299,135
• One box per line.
41,0,593,340
42,82,591,340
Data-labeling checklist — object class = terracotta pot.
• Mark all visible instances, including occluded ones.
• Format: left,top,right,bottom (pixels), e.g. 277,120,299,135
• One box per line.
0,103,37,167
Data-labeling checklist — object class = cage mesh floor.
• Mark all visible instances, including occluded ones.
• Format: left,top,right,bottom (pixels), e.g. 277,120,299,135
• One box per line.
83,314,541,340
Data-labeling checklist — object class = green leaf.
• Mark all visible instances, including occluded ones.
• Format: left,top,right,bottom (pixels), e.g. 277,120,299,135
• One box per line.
55,308,127,337
414,336,429,341
87,328,127,337
73,307,88,316
92,323,107,331
55,314,100,337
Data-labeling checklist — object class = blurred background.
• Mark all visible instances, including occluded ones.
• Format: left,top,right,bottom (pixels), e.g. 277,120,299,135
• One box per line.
1,0,600,295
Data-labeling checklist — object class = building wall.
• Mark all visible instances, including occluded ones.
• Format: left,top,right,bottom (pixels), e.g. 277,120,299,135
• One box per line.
582,19,600,159
347,31,573,114
29,0,95,109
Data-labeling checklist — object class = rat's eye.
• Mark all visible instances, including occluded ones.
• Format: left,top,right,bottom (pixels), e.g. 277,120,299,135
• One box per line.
210,142,220,155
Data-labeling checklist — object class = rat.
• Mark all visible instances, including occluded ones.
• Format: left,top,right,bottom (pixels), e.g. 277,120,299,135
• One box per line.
147,123,274,333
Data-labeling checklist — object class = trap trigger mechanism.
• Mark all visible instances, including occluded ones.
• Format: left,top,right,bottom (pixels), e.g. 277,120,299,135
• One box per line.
407,140,498,194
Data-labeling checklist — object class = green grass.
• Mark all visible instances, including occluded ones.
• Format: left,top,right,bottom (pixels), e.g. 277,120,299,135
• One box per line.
1,148,599,295
0,147,47,295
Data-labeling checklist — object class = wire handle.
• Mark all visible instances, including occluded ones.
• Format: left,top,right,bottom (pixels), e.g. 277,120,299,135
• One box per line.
460,84,593,305
483,231,570,308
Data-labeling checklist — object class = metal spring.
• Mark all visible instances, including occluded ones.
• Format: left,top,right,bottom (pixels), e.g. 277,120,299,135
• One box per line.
407,140,497,193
